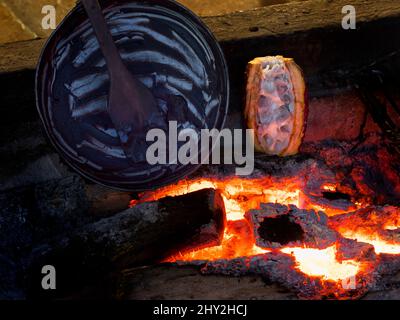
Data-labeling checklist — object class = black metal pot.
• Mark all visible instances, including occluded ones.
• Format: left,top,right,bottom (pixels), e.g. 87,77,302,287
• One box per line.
36,0,229,191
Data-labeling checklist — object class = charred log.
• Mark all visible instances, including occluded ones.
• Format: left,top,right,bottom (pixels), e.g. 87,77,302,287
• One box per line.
22,189,223,299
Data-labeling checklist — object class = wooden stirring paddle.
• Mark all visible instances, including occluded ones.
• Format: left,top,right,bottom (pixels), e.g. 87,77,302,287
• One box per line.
81,0,159,161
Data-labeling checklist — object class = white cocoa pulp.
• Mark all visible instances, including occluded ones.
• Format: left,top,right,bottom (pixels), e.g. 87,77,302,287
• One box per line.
256,57,295,155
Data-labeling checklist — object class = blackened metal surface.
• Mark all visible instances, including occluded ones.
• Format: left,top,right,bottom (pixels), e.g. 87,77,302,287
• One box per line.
36,0,229,191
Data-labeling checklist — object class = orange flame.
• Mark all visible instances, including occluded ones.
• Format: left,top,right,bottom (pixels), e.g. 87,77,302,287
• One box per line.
132,177,400,283
385,225,399,231
134,177,303,212
139,177,298,262
167,225,269,262
281,245,360,281
331,208,400,255
322,184,337,192
339,232,400,255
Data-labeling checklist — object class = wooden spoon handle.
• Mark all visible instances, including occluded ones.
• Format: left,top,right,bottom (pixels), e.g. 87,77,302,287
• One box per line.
81,0,125,75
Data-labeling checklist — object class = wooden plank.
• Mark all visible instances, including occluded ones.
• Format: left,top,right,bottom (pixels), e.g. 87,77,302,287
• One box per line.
3,0,78,38
0,1,399,182
204,0,400,42
0,0,400,133
0,2,37,44
0,38,45,73
1,0,400,74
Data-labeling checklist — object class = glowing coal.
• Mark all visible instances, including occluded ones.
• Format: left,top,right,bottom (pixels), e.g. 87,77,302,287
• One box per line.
132,176,400,299
281,245,360,282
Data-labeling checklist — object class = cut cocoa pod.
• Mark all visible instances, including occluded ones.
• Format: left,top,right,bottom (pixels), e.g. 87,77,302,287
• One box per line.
245,56,307,156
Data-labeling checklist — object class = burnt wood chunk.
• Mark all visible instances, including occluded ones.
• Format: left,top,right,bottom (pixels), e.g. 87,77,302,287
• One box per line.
113,263,400,300
329,206,400,247
200,240,376,299
114,262,400,300
23,189,224,299
75,188,224,266
246,203,337,249
114,238,396,300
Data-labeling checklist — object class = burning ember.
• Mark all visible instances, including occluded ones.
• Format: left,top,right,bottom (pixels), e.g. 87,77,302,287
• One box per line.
330,206,400,255
131,174,400,299
133,177,302,261
280,245,360,282
339,234,400,255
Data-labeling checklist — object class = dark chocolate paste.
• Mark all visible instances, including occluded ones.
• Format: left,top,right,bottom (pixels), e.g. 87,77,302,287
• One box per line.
37,1,228,190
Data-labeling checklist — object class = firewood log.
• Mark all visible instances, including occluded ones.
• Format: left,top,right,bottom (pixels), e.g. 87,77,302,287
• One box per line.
22,189,224,299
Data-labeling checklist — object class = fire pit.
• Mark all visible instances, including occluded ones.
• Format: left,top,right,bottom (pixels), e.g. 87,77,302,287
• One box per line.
127,141,400,299
0,0,400,301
